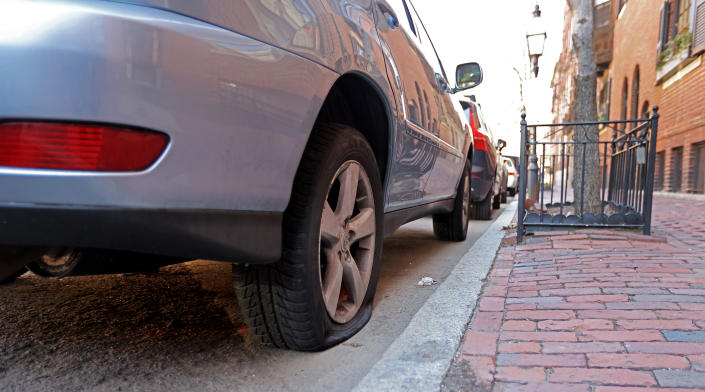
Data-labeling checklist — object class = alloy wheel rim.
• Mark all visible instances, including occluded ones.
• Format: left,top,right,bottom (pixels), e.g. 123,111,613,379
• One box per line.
41,248,73,267
319,161,375,324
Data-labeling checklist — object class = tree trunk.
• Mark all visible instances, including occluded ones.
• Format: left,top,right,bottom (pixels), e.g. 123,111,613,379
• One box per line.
568,0,601,214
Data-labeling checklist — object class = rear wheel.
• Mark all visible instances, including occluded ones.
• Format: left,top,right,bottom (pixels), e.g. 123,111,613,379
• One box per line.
492,192,501,209
500,191,507,203
433,160,471,241
234,123,383,351
472,190,493,220
508,188,516,197
26,248,80,277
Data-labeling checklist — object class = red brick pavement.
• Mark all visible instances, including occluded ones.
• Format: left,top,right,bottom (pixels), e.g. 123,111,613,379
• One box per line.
449,197,705,391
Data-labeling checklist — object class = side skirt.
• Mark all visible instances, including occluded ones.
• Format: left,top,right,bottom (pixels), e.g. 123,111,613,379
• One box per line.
382,199,454,238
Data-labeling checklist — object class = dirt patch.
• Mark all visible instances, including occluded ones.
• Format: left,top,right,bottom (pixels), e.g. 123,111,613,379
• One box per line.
0,261,251,392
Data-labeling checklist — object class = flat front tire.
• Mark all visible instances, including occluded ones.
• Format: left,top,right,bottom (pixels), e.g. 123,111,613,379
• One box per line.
234,123,383,351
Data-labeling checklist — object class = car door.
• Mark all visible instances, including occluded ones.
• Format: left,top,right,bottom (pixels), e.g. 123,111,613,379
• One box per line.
374,0,465,209
405,2,467,201
373,0,441,210
478,108,500,193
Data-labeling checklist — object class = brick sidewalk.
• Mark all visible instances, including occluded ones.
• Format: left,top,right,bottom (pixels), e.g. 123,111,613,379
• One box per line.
444,197,705,392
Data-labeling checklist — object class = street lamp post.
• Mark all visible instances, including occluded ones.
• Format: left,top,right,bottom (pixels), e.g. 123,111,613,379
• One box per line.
525,4,547,203
526,4,547,78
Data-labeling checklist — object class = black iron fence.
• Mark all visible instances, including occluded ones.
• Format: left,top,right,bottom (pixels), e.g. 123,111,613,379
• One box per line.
516,107,660,243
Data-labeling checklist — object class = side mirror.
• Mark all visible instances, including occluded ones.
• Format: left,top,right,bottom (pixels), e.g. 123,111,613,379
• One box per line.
453,62,483,93
497,139,507,151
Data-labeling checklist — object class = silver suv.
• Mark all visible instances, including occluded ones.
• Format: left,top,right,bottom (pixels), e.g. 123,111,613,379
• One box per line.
0,0,481,351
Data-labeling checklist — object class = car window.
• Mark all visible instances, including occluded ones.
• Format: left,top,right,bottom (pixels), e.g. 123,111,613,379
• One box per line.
400,0,417,36
407,1,448,84
384,1,417,39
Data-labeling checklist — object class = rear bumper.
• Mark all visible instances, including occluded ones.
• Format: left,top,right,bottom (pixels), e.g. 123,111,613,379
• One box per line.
507,176,518,189
0,1,340,262
0,203,282,263
0,1,335,213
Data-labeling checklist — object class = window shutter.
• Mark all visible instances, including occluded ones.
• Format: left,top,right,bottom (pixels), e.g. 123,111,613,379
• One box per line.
694,0,705,54
672,0,681,40
658,2,671,53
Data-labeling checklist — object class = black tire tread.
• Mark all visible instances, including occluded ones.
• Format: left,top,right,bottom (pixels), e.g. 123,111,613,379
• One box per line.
233,123,379,351
472,191,493,220
433,160,470,242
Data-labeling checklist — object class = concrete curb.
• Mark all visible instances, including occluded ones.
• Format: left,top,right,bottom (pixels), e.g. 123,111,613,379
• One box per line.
352,201,517,392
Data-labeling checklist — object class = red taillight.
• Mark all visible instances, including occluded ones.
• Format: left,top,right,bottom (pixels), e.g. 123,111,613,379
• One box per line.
508,171,515,175
0,122,168,171
467,104,489,152
474,135,489,152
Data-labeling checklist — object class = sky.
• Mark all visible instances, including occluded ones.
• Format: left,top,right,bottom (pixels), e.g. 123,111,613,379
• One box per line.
414,0,567,156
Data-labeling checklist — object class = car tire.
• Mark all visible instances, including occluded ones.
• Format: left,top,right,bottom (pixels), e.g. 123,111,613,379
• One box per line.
492,192,501,209
233,123,383,351
433,160,471,242
26,248,80,278
500,191,507,204
508,188,516,197
471,190,493,220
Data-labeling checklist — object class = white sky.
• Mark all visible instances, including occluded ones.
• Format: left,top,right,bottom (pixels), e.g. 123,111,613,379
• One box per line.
415,0,567,156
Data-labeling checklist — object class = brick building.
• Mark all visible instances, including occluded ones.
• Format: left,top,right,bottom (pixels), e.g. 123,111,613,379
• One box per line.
552,0,705,193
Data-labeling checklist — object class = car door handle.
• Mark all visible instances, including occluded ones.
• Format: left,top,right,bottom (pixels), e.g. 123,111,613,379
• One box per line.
377,1,399,29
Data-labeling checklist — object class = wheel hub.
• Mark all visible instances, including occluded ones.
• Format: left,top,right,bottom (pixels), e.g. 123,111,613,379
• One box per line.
319,161,376,324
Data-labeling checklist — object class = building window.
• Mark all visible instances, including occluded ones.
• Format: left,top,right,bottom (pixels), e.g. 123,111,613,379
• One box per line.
618,0,627,14
694,142,705,193
672,146,684,192
641,101,651,118
631,66,640,119
677,0,692,36
620,78,629,132
658,0,700,54
595,0,612,29
656,151,665,191
598,77,611,121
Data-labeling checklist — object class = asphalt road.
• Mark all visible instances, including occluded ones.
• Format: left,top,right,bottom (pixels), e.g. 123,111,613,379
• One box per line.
0,202,510,392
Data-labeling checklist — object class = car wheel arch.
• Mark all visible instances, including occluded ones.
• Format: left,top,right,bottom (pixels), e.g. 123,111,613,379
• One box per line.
307,71,393,189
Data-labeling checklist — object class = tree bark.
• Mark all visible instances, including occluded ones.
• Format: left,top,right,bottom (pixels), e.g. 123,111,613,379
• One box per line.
568,0,601,214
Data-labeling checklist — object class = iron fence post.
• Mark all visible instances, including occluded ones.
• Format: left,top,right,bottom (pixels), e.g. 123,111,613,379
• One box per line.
642,106,659,235
527,126,539,201
518,114,528,243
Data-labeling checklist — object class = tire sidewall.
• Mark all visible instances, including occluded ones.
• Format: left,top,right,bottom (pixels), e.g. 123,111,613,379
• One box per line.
461,160,471,233
290,127,383,347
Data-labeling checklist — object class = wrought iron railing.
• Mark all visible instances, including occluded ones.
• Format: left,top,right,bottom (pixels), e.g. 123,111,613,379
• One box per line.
516,107,660,243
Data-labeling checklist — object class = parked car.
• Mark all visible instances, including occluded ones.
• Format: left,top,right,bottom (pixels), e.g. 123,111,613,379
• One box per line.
459,98,506,219
0,0,482,351
503,157,519,197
